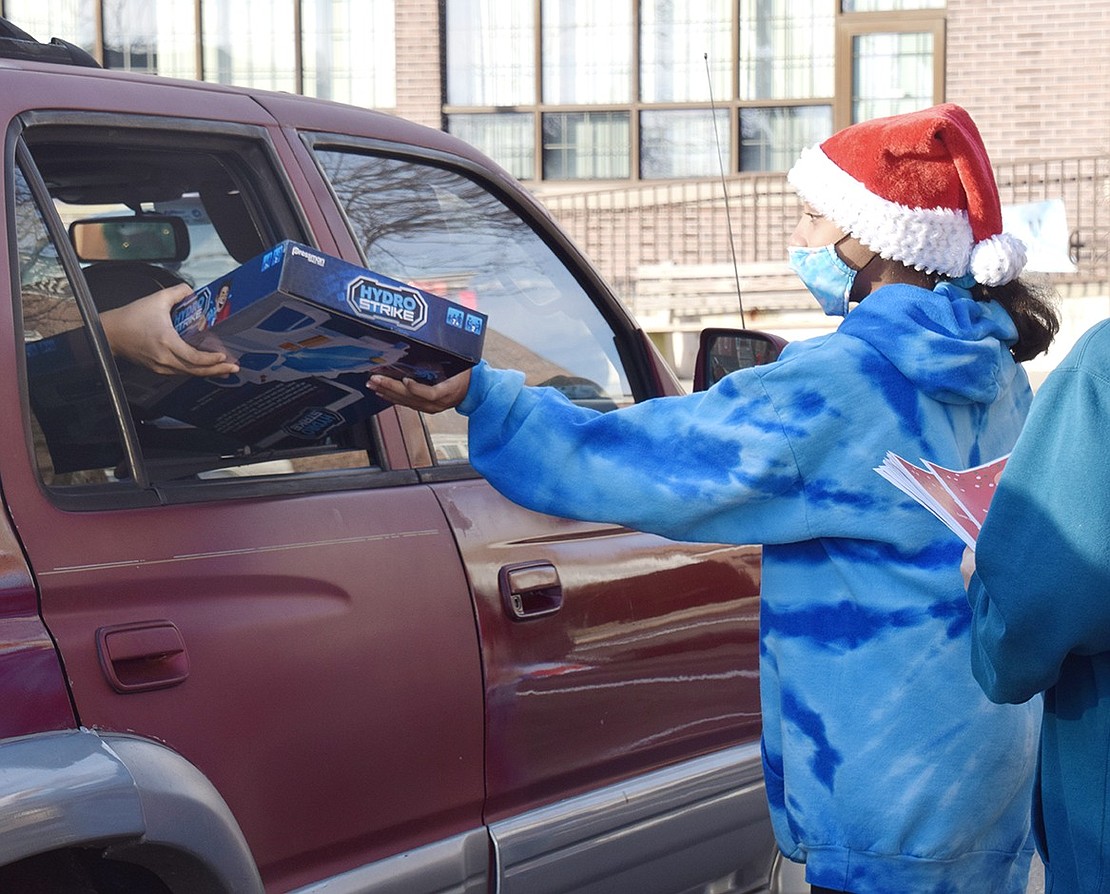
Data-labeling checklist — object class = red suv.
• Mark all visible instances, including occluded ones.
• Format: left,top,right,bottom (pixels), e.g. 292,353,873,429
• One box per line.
0,22,792,894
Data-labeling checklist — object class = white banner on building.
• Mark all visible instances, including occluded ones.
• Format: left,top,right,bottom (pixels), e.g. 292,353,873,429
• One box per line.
1001,198,1077,274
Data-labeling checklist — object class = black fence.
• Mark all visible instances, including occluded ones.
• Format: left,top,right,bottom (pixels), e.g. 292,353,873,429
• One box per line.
540,155,1110,306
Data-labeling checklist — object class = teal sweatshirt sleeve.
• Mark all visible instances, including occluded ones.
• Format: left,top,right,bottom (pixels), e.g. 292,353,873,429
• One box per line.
969,321,1110,704
457,360,809,544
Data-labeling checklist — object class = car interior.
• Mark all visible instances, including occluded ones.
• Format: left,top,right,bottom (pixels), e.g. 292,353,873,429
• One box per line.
18,125,383,488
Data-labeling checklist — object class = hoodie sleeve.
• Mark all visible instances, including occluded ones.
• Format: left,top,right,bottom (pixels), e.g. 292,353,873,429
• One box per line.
457,360,809,544
969,325,1110,704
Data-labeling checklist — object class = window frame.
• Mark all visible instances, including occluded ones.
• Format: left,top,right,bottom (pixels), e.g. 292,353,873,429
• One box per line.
834,8,946,130
11,131,153,505
10,111,416,509
299,129,663,481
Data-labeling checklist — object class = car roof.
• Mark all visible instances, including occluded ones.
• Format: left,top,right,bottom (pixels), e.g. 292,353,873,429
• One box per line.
0,51,517,192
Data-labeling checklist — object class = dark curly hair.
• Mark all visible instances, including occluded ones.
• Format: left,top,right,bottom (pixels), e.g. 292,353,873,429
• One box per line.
970,278,1060,362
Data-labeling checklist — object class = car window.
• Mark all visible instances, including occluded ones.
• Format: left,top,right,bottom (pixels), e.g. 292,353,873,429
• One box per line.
16,161,134,489
15,122,390,496
312,146,634,464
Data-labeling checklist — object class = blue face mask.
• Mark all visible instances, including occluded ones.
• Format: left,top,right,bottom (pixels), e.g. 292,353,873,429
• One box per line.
788,242,857,317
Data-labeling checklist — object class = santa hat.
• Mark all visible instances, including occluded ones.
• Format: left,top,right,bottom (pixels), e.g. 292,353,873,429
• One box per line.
787,103,1026,287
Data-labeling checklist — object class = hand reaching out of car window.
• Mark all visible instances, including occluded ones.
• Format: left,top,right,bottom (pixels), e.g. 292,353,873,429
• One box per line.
367,369,471,414
99,283,240,377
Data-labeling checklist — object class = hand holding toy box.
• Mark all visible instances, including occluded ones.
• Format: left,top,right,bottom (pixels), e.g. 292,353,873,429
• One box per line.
123,240,487,450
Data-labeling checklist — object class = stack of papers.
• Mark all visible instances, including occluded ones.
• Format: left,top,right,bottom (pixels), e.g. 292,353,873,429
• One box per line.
874,452,1009,550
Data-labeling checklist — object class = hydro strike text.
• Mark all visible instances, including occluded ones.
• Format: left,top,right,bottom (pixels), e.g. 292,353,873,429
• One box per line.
346,276,427,331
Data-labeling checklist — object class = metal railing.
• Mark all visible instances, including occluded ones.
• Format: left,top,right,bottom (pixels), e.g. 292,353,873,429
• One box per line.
539,155,1110,308
995,156,1110,282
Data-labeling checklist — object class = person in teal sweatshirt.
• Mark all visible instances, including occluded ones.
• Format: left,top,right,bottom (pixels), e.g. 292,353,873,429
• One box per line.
370,104,1059,894
966,317,1110,894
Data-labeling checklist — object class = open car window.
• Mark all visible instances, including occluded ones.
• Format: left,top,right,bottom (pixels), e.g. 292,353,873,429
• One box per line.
311,144,634,465
16,159,132,492
15,120,388,498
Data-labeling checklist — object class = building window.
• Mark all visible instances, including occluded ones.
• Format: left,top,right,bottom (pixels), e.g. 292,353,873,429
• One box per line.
4,0,397,104
851,30,935,121
538,1,632,178
201,0,296,91
448,112,536,180
640,0,731,104
541,1,632,104
740,105,832,173
2,0,96,50
446,0,534,106
542,111,630,180
840,12,945,126
641,109,728,179
842,0,944,10
735,0,833,172
445,0,536,176
301,0,396,108
444,0,944,183
5,0,947,184
100,0,195,77
738,0,833,101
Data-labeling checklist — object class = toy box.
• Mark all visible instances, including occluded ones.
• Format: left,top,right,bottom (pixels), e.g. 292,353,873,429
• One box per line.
122,240,487,451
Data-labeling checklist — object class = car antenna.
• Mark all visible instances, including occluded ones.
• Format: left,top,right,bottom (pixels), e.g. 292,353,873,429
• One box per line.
705,52,746,328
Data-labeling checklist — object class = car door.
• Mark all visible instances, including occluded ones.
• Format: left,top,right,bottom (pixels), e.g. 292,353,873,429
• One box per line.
0,72,485,893
259,94,772,892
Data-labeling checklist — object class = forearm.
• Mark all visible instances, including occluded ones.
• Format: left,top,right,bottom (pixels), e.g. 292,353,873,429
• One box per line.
460,362,807,543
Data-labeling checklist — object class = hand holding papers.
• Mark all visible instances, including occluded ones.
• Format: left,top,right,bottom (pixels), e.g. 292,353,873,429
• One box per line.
875,452,1009,550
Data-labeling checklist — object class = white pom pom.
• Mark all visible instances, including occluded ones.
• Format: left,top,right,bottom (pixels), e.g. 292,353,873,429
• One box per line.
970,233,1027,286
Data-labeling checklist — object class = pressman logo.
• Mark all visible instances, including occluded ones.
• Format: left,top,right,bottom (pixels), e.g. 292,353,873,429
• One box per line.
290,245,326,267
346,276,427,331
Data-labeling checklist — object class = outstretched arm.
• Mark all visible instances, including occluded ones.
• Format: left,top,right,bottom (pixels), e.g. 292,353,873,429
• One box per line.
99,284,240,377
371,360,808,546
367,368,471,413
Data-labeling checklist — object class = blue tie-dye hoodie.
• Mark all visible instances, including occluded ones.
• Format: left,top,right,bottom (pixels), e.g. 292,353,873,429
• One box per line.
458,280,1041,894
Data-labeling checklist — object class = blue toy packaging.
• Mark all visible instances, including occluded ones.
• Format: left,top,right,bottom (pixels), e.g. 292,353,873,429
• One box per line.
123,241,487,450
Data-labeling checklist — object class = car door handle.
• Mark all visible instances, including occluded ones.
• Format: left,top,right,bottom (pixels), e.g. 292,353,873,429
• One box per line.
96,621,190,693
499,562,563,620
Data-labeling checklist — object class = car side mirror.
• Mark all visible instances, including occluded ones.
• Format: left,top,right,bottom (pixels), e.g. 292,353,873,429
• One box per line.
69,214,190,264
693,328,788,391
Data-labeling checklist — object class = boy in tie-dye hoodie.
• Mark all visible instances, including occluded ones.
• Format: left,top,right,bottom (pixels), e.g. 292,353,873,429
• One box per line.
370,104,1059,894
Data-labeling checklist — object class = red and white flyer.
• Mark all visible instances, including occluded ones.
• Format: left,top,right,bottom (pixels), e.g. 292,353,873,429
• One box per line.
874,451,1009,550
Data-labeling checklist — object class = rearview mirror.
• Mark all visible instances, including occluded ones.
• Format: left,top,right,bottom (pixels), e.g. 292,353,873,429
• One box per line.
69,215,189,264
693,328,788,391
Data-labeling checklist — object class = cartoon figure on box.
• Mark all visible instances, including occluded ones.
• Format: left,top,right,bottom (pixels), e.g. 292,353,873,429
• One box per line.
213,281,232,324
175,281,231,334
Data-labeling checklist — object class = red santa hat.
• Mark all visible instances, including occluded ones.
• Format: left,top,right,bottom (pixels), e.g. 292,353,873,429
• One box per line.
787,103,1026,287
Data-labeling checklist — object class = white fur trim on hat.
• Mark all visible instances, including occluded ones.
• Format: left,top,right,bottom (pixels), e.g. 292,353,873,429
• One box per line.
788,145,1026,285
789,145,971,276
970,233,1027,287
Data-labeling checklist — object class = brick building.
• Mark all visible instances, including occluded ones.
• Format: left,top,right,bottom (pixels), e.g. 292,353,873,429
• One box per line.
946,2,1110,160
8,0,1108,378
